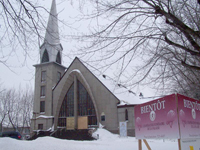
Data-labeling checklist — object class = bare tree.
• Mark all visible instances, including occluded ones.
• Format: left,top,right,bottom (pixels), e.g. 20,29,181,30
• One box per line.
0,86,7,132
19,86,34,134
74,0,200,98
6,89,17,130
172,67,200,99
0,1,48,67
0,85,34,132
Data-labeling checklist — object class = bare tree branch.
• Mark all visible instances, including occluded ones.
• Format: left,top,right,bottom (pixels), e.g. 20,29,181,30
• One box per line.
75,0,200,99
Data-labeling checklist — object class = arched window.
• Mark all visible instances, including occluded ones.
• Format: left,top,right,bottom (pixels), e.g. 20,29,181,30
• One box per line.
78,80,97,125
41,50,49,63
56,51,61,64
125,109,128,121
58,83,74,127
58,80,97,127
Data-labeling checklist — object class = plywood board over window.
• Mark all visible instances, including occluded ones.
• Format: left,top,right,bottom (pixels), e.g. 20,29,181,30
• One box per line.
66,117,74,130
78,116,88,129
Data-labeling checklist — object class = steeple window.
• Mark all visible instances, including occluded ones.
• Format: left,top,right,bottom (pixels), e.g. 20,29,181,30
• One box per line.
41,50,49,63
56,51,61,64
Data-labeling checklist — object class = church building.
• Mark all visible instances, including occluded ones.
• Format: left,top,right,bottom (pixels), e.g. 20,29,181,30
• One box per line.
30,0,142,136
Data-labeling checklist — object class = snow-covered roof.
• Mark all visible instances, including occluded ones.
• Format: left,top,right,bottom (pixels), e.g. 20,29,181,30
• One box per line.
78,58,152,105
36,115,54,119
2,122,30,128
97,74,155,105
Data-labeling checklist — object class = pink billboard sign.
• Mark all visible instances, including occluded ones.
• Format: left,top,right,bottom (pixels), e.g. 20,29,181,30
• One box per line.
135,93,200,139
134,94,180,139
177,94,200,139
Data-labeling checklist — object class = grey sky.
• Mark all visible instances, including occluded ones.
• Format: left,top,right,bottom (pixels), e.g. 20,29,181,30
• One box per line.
0,0,155,97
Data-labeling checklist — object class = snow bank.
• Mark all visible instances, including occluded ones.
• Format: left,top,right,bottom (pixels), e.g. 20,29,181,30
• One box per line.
0,128,179,150
92,128,120,141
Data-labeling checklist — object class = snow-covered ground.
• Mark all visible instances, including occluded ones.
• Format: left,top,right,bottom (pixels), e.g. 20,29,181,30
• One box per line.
0,129,178,150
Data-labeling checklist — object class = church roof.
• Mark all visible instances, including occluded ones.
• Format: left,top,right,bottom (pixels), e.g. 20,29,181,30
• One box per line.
44,0,60,45
67,57,151,105
95,74,142,105
86,66,151,105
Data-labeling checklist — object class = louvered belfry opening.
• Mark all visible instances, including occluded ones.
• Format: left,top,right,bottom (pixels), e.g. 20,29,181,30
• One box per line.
41,50,49,63
56,51,61,64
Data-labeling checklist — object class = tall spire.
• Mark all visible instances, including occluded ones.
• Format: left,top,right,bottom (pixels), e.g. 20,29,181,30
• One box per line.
40,0,63,64
44,0,60,45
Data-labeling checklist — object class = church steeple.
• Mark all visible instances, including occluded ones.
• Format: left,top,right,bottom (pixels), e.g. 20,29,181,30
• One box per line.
45,0,60,45
40,0,63,65
31,0,66,134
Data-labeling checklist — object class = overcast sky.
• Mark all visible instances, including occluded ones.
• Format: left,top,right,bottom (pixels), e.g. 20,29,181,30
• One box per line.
0,0,155,97
0,0,78,89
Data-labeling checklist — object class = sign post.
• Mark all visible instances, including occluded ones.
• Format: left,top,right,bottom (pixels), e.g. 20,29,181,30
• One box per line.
138,139,142,150
178,139,181,150
143,139,151,150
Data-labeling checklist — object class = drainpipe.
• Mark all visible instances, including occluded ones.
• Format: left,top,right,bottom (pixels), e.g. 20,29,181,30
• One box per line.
74,75,78,129
52,88,54,130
